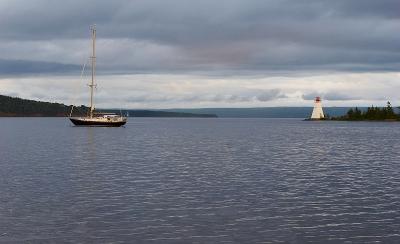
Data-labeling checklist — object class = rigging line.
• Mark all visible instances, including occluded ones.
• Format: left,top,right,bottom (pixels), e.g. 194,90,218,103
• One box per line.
69,32,94,118
69,58,89,117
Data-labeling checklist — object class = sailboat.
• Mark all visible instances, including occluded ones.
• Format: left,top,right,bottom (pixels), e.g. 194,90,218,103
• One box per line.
69,26,127,127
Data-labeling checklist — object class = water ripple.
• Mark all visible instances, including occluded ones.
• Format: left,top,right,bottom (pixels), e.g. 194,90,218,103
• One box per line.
1,118,400,243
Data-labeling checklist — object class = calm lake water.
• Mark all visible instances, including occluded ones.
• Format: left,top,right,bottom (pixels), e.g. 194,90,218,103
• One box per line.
1,118,400,243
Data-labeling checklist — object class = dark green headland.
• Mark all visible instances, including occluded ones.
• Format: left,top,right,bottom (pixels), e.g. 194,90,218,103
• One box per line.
0,95,217,118
329,102,400,121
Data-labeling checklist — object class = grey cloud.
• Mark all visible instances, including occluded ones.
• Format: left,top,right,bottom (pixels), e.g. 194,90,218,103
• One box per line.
135,89,287,103
0,0,399,75
111,89,287,104
0,59,80,75
323,92,361,101
302,93,320,101
205,89,287,103
302,92,360,101
228,95,251,102
4,73,400,108
2,91,20,98
256,89,287,101
322,0,400,18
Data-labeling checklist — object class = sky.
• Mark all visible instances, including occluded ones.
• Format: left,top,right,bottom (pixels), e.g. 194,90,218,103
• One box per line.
0,0,399,108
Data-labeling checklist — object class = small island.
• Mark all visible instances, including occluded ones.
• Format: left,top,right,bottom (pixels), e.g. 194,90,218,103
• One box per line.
330,102,400,121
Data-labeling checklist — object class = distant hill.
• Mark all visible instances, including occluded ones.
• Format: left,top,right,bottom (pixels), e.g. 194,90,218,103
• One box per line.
0,95,72,116
0,95,217,117
105,109,217,118
2,94,382,118
161,107,366,118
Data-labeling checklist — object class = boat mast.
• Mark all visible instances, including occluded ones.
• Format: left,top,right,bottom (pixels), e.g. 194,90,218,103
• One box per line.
89,25,96,118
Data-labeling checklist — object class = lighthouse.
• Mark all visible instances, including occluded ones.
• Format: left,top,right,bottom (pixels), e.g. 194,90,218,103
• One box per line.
310,97,325,120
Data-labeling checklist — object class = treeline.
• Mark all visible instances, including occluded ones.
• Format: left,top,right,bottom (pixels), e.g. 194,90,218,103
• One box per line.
0,95,77,116
0,95,217,117
332,102,399,121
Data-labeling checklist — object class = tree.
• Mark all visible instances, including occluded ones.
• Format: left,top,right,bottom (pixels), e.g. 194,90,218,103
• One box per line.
339,101,400,121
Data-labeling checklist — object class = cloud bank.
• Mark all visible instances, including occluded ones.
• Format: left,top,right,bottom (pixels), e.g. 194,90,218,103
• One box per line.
1,0,399,74
0,0,399,107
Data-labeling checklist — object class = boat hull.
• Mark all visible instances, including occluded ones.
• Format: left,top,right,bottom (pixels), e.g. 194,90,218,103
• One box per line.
70,117,127,127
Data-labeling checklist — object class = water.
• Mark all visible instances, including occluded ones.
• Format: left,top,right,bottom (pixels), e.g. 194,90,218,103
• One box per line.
1,118,400,243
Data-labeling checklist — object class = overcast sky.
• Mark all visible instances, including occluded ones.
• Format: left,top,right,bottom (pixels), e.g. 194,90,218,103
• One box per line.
0,0,399,108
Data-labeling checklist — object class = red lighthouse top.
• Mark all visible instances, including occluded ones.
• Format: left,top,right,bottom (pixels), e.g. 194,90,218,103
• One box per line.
315,96,321,102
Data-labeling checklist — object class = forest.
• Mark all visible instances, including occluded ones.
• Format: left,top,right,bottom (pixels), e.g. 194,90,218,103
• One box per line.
0,95,74,116
0,95,217,117
332,102,399,121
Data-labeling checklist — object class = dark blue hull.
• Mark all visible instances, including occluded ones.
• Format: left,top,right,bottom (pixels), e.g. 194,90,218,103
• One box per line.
69,118,126,127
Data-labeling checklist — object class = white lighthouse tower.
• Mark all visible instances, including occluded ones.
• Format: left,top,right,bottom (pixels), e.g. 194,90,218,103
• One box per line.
310,96,325,120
